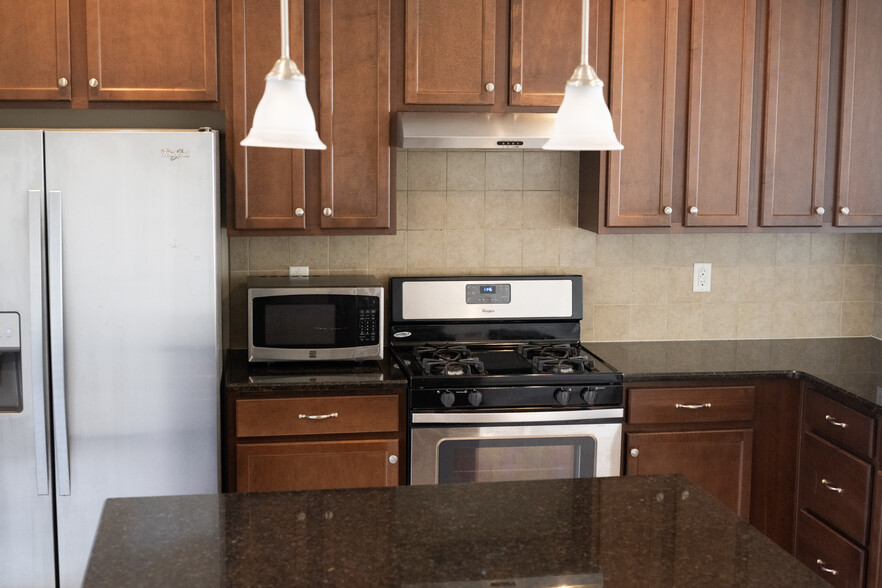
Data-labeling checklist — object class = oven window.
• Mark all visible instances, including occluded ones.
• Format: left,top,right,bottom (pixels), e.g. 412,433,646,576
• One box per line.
437,437,596,484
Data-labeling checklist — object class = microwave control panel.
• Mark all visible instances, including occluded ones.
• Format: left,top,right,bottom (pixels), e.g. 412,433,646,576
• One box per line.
357,296,381,345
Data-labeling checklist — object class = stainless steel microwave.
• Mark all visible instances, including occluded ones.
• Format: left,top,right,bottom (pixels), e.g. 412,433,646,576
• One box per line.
247,275,383,362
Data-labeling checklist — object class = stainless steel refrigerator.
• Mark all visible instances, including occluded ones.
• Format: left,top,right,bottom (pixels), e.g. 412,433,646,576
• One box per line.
0,129,222,587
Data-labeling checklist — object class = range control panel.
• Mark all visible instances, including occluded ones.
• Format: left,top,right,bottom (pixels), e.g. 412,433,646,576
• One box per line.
465,283,511,304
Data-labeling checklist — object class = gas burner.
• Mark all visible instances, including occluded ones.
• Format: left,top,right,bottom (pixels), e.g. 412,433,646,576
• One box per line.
533,356,596,375
414,344,472,363
518,343,581,360
422,357,485,376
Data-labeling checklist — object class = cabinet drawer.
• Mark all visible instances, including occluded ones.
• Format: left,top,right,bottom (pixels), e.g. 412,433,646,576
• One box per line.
795,510,866,588
236,395,399,438
804,389,875,460
799,432,873,546
627,386,755,424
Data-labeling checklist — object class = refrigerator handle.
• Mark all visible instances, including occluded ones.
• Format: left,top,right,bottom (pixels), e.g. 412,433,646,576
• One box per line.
47,190,71,496
28,189,51,496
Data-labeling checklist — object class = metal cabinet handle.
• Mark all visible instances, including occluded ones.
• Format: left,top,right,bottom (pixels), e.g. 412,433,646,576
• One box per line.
816,559,838,576
389,455,398,464
294,208,304,217
298,412,339,420
840,207,850,215
825,414,848,428
322,207,332,217
815,206,825,215
58,77,68,88
689,206,698,215
630,448,639,457
821,479,844,494
88,77,99,88
675,403,711,409
512,83,522,93
663,206,673,215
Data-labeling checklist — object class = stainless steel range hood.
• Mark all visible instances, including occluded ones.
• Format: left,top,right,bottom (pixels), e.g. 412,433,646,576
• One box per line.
396,112,556,149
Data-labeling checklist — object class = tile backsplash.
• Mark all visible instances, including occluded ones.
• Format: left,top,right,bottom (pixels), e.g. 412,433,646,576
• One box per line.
228,149,881,348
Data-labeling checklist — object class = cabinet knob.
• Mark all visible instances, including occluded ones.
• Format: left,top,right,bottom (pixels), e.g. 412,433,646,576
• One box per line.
294,208,304,217
512,83,522,93
88,78,99,88
485,82,495,92
689,206,698,215
663,206,673,215
58,77,69,88
389,455,398,464
815,206,825,215
322,207,333,217
840,206,850,215
630,448,639,457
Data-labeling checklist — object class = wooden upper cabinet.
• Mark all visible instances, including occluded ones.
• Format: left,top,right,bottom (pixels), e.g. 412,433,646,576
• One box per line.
508,0,581,106
0,0,71,101
404,0,496,105
606,0,678,227
84,0,217,101
231,0,307,231
760,0,831,227
836,0,882,227
684,0,756,227
318,0,392,230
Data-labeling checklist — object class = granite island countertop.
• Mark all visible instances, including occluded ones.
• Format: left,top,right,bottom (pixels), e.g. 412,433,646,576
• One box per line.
83,474,826,587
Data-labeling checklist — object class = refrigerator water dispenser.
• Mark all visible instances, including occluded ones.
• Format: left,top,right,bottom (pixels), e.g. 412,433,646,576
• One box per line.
0,312,22,412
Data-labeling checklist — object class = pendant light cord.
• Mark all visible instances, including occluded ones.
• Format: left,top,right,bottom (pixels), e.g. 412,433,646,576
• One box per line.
280,0,290,60
581,0,590,66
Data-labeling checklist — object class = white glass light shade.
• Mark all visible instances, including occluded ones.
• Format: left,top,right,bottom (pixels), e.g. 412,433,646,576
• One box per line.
542,83,623,151
241,76,326,150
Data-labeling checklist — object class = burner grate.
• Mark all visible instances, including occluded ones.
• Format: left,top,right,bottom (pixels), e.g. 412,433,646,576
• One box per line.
414,344,472,363
422,357,486,376
532,356,596,374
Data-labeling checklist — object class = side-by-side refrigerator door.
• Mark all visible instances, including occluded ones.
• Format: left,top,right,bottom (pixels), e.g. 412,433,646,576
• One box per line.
44,130,221,588
0,130,56,587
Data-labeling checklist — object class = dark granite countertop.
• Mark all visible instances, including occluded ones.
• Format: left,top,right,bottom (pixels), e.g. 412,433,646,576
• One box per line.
83,474,825,587
587,337,882,417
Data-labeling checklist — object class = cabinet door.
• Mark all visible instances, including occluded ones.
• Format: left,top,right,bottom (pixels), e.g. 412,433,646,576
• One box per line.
404,0,496,104
317,0,392,230
760,0,831,227
83,0,217,101
508,0,581,106
236,439,399,492
231,0,307,231
625,429,753,519
684,0,756,227
606,0,678,227
835,0,882,227
0,0,71,101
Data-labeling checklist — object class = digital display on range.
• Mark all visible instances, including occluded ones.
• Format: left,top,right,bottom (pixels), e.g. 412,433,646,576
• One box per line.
466,283,511,304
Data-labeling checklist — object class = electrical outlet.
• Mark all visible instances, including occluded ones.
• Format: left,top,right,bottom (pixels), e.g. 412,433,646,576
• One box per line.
693,263,711,292
289,266,309,277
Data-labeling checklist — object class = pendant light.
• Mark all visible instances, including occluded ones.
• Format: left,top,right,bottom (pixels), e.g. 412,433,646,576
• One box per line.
241,0,326,150
543,0,622,151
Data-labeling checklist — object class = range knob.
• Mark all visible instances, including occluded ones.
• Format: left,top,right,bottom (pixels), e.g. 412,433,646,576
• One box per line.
581,386,599,405
439,390,455,408
554,387,572,406
467,390,483,406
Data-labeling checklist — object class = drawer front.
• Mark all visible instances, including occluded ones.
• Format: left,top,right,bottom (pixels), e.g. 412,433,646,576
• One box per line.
627,386,755,425
236,395,400,438
799,432,873,546
804,389,875,460
795,510,866,588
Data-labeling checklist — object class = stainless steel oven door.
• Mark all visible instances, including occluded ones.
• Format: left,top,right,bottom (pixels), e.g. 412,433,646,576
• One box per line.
410,408,622,485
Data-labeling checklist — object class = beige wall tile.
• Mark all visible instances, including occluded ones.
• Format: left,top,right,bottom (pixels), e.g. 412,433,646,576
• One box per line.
522,229,560,267
668,233,707,266
369,233,408,270
524,151,561,190
447,152,486,190
705,234,742,266
631,304,667,340
559,228,597,267
447,191,485,229
666,303,703,339
290,235,330,269
329,236,369,270
485,191,523,228
523,191,561,228
806,266,843,301
776,234,811,265
408,191,447,229
560,191,579,228
737,302,774,339
229,237,249,271
810,233,846,265
446,230,485,269
874,302,882,338
633,234,670,266
407,151,447,190
596,234,634,266
740,233,777,265
704,266,740,303
560,152,580,192
484,229,523,267
772,301,806,338
249,236,289,271
397,191,408,230
667,266,702,303
407,230,446,269
841,301,874,336
843,265,876,301
805,302,841,337
702,303,738,339
846,234,877,265
593,305,631,341
595,267,633,305
773,266,811,302
738,266,775,301
396,148,407,188
632,267,667,304
486,151,524,190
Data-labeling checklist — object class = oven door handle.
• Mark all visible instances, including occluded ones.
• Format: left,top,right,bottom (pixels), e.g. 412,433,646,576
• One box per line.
411,408,623,425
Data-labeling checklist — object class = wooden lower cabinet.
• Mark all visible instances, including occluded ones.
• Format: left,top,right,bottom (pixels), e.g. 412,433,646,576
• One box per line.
625,429,753,519
796,510,866,588
236,438,399,492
